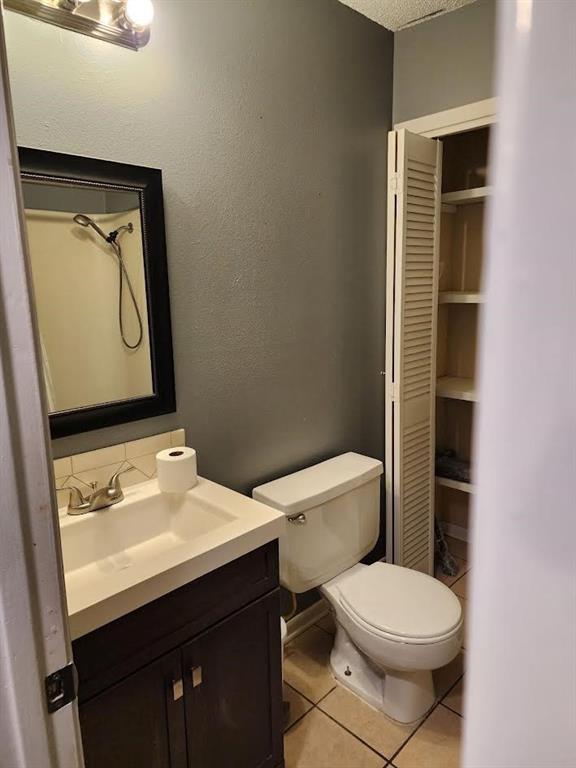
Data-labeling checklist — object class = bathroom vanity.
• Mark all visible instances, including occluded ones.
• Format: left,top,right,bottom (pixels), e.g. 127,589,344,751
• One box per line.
73,543,282,768
60,477,285,768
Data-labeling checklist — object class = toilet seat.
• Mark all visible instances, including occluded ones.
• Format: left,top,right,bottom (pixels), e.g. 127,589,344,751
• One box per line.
337,562,462,645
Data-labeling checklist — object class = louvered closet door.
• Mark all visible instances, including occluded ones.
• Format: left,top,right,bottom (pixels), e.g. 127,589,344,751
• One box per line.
385,129,442,575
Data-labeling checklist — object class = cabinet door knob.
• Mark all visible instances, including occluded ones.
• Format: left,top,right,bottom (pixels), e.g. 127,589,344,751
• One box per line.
172,678,183,701
191,666,203,688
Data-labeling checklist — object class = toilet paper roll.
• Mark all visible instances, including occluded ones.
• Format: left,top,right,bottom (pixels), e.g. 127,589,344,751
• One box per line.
156,447,198,493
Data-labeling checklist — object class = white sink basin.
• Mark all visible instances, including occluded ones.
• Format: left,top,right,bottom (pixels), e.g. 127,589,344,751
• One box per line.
60,477,285,639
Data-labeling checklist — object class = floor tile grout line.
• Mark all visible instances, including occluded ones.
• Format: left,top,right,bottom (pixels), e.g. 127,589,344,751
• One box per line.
316,706,392,762
450,570,468,590
439,670,464,705
312,683,337,707
283,680,321,708
439,701,463,719
282,706,313,736
387,701,441,764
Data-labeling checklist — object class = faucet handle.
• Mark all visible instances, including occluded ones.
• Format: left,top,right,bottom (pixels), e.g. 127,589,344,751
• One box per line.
57,484,87,510
107,465,136,491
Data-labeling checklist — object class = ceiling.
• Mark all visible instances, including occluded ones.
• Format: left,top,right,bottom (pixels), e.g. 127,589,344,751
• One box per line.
337,0,477,32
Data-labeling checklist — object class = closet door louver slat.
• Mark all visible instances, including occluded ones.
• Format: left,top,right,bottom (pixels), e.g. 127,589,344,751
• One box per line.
385,129,442,575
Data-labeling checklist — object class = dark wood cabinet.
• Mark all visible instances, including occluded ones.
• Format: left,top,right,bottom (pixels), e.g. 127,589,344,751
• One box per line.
80,650,187,768
182,593,282,768
73,542,284,768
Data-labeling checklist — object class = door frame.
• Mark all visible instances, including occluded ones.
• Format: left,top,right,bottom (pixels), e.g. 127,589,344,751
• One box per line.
0,8,83,768
394,97,497,138
385,98,497,567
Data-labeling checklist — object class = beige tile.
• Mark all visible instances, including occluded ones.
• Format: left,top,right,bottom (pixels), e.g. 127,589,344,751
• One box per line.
316,611,336,635
125,433,171,459
73,461,124,490
319,685,416,760
451,572,468,599
443,678,464,716
434,652,464,700
444,535,468,562
129,453,158,478
284,708,382,768
170,429,186,448
121,464,150,488
53,457,72,479
71,444,125,474
394,705,462,768
283,684,313,730
284,626,335,703
435,556,469,587
72,461,148,491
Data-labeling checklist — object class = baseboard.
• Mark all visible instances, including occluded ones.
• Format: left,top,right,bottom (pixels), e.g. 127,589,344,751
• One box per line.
285,599,329,644
443,522,469,542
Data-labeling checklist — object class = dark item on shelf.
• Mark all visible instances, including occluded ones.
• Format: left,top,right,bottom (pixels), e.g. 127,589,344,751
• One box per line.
436,449,471,484
434,518,459,577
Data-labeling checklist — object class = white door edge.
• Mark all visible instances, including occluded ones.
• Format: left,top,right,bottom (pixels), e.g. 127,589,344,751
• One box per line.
0,9,84,768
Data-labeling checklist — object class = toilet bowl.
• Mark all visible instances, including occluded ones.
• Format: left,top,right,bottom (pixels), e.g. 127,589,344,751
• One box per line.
321,562,462,722
253,452,463,724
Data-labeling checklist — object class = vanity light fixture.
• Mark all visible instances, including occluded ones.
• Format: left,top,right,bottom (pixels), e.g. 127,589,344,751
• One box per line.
59,0,89,10
123,0,154,30
5,0,154,50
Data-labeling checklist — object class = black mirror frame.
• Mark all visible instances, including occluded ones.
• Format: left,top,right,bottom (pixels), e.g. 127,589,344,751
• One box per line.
19,147,176,439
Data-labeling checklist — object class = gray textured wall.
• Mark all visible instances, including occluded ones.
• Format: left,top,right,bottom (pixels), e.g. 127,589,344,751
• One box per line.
393,0,496,123
6,0,393,495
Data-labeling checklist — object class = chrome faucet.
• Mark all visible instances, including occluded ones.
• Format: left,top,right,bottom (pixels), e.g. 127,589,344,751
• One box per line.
60,467,135,516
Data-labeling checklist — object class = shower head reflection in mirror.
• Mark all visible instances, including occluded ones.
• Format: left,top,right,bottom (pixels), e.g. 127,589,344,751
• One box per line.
23,181,154,416
72,213,143,350
19,147,175,438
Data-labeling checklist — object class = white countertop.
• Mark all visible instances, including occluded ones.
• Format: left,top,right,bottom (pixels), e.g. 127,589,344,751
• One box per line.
60,477,285,639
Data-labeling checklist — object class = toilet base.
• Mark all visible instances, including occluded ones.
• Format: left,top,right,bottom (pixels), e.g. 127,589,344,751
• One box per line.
330,625,435,724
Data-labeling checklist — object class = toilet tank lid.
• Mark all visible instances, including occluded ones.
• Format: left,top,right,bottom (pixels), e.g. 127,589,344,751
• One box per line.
252,452,383,515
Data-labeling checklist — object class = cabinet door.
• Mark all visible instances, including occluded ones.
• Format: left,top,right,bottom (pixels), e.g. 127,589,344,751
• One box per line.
385,128,442,574
182,591,283,768
79,648,187,768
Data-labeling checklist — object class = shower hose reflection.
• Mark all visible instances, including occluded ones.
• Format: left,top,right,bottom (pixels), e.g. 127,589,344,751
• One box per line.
73,213,144,350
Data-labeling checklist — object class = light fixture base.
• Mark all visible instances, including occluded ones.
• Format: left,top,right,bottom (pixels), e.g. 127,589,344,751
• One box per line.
5,0,151,51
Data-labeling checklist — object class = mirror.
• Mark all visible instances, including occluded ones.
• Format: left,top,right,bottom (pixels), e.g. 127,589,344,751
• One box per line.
20,147,175,438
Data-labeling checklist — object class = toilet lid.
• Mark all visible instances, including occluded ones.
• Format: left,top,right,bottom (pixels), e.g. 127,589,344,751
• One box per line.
338,562,462,640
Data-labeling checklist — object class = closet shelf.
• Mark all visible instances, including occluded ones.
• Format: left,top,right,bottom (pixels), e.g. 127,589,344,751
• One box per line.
439,291,484,304
436,476,476,494
441,186,492,205
436,376,477,402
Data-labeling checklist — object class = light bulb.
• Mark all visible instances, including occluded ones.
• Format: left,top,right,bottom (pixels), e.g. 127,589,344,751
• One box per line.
124,0,154,29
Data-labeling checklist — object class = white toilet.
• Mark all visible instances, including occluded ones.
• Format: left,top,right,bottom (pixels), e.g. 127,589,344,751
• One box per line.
253,452,462,724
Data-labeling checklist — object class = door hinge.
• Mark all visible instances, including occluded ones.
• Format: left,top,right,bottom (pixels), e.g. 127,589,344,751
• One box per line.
45,662,78,713
389,172,401,195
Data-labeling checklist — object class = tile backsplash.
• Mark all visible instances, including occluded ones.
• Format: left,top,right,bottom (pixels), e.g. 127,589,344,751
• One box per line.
53,429,185,510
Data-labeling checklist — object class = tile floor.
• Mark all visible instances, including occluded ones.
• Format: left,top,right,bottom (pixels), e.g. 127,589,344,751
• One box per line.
283,538,469,768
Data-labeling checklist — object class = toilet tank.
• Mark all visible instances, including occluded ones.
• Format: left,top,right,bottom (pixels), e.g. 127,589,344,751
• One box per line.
253,453,383,593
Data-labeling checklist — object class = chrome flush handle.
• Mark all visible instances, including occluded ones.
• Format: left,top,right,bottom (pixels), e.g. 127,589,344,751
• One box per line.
287,513,307,525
